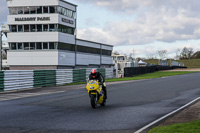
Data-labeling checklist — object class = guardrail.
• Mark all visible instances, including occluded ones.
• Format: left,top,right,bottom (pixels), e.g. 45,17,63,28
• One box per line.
0,68,114,92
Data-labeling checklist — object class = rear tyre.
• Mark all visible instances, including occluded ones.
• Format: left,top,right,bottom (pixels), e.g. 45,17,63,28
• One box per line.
100,94,106,106
91,95,97,108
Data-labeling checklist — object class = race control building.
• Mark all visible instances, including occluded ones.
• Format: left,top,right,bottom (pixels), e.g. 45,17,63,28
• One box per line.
6,0,113,70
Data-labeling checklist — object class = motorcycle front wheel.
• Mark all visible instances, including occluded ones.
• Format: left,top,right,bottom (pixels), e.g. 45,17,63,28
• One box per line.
90,94,97,108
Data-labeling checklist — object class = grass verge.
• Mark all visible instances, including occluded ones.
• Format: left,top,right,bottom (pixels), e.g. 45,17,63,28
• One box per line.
148,120,200,133
105,71,198,82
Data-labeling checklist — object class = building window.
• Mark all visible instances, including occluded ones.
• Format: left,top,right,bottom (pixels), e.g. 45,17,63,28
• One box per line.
58,42,75,51
102,50,112,56
49,6,56,13
18,7,24,14
24,25,29,32
77,45,101,55
24,43,30,50
11,43,17,50
43,24,48,31
11,25,17,32
49,24,55,32
30,25,36,32
24,7,30,14
30,7,36,14
17,43,23,50
37,25,42,32
36,6,42,14
43,42,48,49
30,42,35,50
9,7,18,15
49,42,55,49
18,25,23,32
43,6,49,13
36,42,42,49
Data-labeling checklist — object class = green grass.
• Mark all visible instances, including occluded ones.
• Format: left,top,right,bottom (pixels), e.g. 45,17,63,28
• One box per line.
148,120,200,133
62,71,198,86
105,71,198,82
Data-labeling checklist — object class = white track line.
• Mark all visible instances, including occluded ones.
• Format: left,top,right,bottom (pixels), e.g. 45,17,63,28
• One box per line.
135,97,200,133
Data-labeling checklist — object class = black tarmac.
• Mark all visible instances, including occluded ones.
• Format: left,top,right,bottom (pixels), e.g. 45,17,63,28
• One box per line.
0,73,200,133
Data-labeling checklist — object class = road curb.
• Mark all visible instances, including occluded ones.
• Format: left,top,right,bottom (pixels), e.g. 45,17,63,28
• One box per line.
134,97,200,133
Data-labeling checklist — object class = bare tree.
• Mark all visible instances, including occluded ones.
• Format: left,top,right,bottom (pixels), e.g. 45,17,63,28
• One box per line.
112,51,120,55
157,50,168,60
174,49,181,60
146,54,157,59
180,47,194,60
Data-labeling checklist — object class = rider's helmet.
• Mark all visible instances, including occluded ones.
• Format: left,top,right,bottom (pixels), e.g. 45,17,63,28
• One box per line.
91,68,98,78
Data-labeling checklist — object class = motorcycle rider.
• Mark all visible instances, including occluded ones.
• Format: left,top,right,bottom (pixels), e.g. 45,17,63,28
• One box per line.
89,68,107,99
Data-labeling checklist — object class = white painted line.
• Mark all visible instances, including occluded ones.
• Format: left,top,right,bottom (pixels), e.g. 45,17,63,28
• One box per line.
135,97,200,133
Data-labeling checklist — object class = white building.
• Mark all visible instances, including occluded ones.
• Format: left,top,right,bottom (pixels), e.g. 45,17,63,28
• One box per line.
6,0,113,70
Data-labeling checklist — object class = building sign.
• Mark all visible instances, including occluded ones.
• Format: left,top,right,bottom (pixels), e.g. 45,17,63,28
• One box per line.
62,18,74,25
15,17,50,21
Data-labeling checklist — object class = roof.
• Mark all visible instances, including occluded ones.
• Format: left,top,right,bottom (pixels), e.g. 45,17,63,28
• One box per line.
60,0,77,7
76,38,113,47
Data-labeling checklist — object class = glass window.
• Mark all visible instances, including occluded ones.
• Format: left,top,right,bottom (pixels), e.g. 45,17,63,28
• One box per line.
24,25,29,32
58,24,62,32
43,43,48,49
49,24,55,31
24,43,30,50
24,7,30,14
43,6,49,13
57,6,62,14
36,6,42,14
49,6,56,13
18,7,24,14
30,25,36,32
11,43,17,50
30,7,36,14
61,7,66,16
11,25,17,32
17,43,23,50
43,24,48,31
18,25,23,32
102,50,112,56
30,43,35,50
9,7,18,15
49,42,55,49
37,25,42,32
36,42,42,49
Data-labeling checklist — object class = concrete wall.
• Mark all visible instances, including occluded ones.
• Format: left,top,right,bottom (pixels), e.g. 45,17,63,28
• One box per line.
7,50,58,66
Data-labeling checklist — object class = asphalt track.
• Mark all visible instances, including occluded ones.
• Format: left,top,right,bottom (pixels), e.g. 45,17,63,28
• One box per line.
0,72,200,133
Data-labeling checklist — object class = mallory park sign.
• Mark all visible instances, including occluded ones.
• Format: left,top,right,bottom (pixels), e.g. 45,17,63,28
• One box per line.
15,17,50,21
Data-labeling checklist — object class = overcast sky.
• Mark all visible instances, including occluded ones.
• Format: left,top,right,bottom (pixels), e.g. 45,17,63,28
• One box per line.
1,0,200,58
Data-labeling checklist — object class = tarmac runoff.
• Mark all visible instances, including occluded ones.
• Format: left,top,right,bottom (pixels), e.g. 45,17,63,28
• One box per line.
134,97,200,133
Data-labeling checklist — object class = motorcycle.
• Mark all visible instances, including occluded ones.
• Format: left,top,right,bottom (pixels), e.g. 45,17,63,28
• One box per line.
86,80,106,108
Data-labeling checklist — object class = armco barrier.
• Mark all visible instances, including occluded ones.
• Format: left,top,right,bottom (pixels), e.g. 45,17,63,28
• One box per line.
124,66,156,77
34,70,56,87
4,70,33,91
0,68,114,92
56,69,73,85
124,66,188,77
0,71,4,91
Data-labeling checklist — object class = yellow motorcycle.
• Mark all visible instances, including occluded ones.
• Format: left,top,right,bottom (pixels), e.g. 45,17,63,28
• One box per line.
86,80,106,108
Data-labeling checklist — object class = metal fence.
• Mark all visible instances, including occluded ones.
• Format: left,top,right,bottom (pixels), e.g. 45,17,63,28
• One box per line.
0,68,114,92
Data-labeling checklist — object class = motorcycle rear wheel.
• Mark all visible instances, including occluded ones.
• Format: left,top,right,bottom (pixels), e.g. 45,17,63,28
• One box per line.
100,96,106,106
91,95,97,108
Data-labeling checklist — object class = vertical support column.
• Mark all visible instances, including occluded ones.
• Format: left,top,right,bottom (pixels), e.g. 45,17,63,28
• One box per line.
0,31,2,71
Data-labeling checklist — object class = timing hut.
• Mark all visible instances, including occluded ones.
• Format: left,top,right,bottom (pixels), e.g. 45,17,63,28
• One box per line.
6,0,113,70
